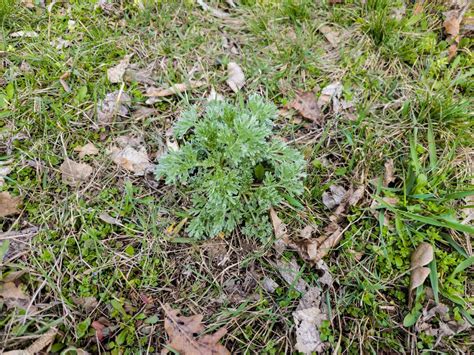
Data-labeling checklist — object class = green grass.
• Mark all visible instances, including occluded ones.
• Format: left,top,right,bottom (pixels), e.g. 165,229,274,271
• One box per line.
0,0,472,353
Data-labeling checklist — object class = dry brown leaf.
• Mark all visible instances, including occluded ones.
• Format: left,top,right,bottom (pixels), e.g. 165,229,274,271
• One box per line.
270,207,290,254
97,91,131,125
0,282,31,309
272,185,363,263
0,191,21,217
409,243,434,291
444,10,462,37
317,82,343,112
0,227,39,262
349,185,365,206
3,328,57,355
60,159,93,186
293,286,328,354
288,91,322,124
98,212,122,226
72,296,99,313
315,260,334,286
275,258,309,293
107,54,133,83
444,5,470,60
162,304,230,355
145,81,206,104
261,276,279,293
108,135,153,176
322,185,346,209
411,242,434,268
124,68,156,86
319,25,340,47
131,106,157,120
313,222,343,261
383,159,395,187
410,267,431,290
74,143,99,159
226,62,245,93
146,81,206,97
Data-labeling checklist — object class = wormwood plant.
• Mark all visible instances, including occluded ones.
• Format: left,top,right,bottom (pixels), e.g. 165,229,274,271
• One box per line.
156,96,306,240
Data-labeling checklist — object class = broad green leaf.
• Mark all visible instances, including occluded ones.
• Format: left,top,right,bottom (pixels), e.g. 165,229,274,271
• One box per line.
76,318,91,339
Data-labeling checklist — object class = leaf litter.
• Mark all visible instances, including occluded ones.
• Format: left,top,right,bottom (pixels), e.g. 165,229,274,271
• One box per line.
107,54,133,83
226,62,245,93
0,191,22,217
0,159,12,187
162,303,230,355
288,91,322,124
410,242,434,291
293,286,329,354
108,135,153,175
443,3,470,60
318,25,341,47
74,143,99,159
60,158,93,186
145,80,206,105
269,255,331,353
97,91,131,125
3,328,57,355
272,185,364,263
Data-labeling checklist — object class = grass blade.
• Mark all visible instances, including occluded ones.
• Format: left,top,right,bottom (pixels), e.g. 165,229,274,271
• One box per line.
427,119,437,170
451,256,474,276
429,257,439,304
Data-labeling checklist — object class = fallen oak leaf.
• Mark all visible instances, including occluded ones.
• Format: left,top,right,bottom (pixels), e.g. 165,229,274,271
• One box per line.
0,191,21,217
226,62,245,93
288,91,322,124
162,303,230,355
311,222,343,262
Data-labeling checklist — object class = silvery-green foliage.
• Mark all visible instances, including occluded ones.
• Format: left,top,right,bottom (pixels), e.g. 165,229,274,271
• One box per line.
156,95,306,240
